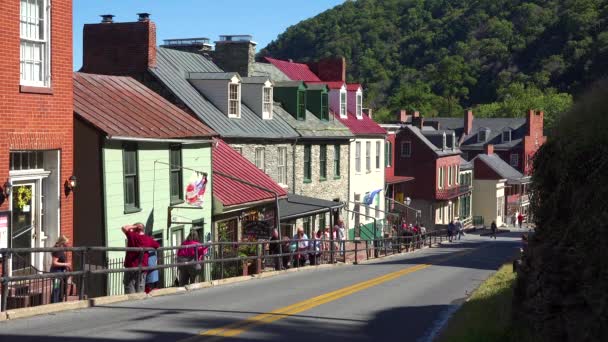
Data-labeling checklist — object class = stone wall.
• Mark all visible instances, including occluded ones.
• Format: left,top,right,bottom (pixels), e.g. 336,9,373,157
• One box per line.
228,142,293,193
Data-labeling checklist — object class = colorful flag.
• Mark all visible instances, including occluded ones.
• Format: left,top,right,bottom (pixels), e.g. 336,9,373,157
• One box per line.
186,173,208,207
363,189,382,206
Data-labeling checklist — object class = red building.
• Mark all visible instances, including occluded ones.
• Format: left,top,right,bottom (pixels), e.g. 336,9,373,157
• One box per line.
0,0,74,272
424,110,546,175
385,112,471,229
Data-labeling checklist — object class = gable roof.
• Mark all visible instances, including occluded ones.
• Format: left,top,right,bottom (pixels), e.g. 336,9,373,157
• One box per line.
401,125,460,157
265,57,321,82
460,157,473,170
213,140,287,207
250,62,291,81
333,111,386,136
149,48,298,140
73,72,216,139
424,117,527,150
474,154,529,183
273,104,353,139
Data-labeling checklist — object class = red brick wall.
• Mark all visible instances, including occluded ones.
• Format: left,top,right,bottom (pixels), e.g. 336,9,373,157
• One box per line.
0,0,74,241
473,158,502,180
81,20,156,75
523,110,546,175
307,57,346,82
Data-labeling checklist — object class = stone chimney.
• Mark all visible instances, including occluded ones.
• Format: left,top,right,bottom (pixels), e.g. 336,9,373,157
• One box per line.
485,144,494,155
307,57,346,82
464,109,474,135
213,35,256,77
397,109,408,123
526,110,544,136
411,111,424,129
82,13,157,75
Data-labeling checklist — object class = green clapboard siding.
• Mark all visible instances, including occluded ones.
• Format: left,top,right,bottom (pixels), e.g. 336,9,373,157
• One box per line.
274,83,307,121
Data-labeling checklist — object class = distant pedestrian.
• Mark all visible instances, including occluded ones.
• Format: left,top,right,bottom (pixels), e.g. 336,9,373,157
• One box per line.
269,229,282,270
177,230,208,286
122,223,160,294
282,236,292,269
50,235,71,303
448,221,455,242
517,213,524,229
455,219,464,240
309,230,322,265
338,220,346,257
490,221,497,239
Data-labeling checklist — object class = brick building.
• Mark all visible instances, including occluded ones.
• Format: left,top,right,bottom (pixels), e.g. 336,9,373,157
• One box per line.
0,0,74,273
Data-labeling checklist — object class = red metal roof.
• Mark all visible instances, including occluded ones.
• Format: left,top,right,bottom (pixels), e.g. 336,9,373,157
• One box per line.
74,72,216,139
213,140,287,207
306,81,345,90
333,111,387,136
386,175,415,184
347,83,362,91
265,57,321,82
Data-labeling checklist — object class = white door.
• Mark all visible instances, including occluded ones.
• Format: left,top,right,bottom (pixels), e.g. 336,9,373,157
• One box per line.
11,182,42,271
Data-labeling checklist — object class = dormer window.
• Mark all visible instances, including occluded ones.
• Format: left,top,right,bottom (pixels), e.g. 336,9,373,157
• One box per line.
340,90,347,118
502,130,511,143
297,89,306,120
321,93,329,121
228,82,241,118
356,93,363,119
452,132,457,151
263,86,273,120
478,128,490,143
442,133,447,150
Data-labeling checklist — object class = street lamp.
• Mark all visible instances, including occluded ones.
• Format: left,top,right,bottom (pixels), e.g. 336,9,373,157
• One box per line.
405,197,412,206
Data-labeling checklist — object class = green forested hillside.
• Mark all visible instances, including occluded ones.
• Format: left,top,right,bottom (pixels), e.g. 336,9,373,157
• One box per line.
260,0,608,127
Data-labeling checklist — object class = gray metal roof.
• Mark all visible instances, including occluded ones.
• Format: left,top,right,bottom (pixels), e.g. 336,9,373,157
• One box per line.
188,72,239,80
279,194,344,220
149,47,299,139
474,154,528,183
273,103,353,139
424,117,527,150
404,125,460,157
250,62,291,81
460,157,473,170
241,76,271,84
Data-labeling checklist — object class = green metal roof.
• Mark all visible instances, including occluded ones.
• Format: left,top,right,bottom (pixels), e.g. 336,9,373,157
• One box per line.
273,103,353,139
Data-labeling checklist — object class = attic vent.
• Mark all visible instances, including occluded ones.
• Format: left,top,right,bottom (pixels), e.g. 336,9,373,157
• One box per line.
502,130,511,142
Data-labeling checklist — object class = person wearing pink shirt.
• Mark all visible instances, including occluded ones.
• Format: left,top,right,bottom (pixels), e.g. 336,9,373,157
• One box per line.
177,230,208,286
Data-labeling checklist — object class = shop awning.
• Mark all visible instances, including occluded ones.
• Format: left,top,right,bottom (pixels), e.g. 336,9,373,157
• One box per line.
386,175,415,184
279,194,344,220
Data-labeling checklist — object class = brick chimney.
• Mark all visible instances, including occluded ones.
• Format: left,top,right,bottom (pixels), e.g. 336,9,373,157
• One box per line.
307,57,346,82
213,35,256,77
526,110,544,136
464,110,474,135
397,109,408,123
81,13,157,75
485,144,494,155
411,111,424,129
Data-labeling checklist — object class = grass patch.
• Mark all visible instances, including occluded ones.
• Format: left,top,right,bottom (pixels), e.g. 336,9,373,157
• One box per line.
436,263,531,342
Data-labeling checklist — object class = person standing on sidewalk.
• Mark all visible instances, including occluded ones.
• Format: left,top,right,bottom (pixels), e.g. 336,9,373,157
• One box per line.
269,229,282,270
177,230,208,286
122,223,160,294
517,213,524,229
50,235,71,303
338,220,346,257
455,219,464,240
447,221,455,242
490,221,498,239
293,228,309,267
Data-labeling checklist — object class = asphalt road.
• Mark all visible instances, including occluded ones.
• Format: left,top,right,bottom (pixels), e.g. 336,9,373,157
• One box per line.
0,233,522,342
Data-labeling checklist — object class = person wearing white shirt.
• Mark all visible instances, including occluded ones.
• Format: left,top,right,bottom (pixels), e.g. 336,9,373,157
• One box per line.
293,227,309,267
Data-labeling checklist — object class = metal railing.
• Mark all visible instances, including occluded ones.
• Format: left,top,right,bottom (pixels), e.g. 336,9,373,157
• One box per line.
0,230,448,312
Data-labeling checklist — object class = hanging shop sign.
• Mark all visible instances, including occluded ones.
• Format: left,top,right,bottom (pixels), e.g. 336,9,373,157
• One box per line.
185,173,208,208
0,211,10,257
243,220,272,240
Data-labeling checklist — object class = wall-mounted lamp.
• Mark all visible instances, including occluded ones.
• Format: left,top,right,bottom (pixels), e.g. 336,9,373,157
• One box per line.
3,181,12,197
64,176,77,196
405,197,412,207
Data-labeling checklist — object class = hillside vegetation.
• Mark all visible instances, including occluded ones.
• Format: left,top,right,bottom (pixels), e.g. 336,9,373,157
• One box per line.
260,0,608,126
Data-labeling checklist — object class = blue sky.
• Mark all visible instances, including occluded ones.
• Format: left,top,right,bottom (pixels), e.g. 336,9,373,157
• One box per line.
73,0,344,70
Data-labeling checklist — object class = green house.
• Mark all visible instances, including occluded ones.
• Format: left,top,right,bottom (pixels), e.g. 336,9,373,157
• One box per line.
305,83,330,121
273,81,308,121
73,73,217,297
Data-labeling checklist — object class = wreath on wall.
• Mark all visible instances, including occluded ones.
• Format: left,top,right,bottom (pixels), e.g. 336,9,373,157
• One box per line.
16,186,32,209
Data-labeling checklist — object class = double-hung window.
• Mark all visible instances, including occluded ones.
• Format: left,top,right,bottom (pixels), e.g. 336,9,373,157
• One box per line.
385,141,392,167
123,144,140,212
438,167,444,189
356,93,363,118
448,166,453,186
334,145,341,177
375,141,381,169
355,142,361,173
20,0,50,87
340,91,347,117
510,153,519,168
228,83,240,118
319,145,327,180
366,142,371,172
304,145,312,181
255,147,265,171
297,90,306,120
277,147,287,185
169,145,183,204
401,141,411,158
262,87,273,119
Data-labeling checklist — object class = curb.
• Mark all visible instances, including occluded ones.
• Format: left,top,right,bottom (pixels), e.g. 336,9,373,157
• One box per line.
5,300,89,320
0,241,440,322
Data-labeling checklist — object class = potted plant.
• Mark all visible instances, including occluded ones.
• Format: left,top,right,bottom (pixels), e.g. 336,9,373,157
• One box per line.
238,237,260,276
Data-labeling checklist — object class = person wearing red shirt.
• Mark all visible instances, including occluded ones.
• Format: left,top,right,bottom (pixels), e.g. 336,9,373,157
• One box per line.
122,223,160,294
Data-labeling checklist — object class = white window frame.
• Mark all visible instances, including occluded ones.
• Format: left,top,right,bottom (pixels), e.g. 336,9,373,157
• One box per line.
448,165,453,186
438,167,444,189
510,153,519,168
355,142,361,173
254,147,265,171
277,147,287,185
340,90,347,118
20,0,51,87
228,82,241,118
356,92,363,119
375,141,381,169
401,141,411,158
262,86,273,120
365,141,371,172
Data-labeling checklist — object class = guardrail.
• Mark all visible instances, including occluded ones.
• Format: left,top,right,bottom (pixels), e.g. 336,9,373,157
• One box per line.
0,230,448,312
